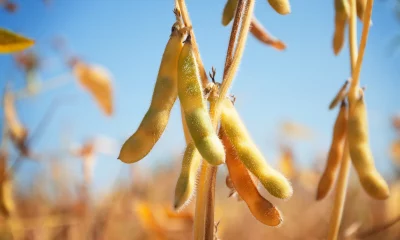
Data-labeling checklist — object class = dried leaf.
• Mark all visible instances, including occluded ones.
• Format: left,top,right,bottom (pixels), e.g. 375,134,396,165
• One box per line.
278,145,296,179
250,17,286,51
3,1,17,13
0,151,14,217
0,28,34,53
390,139,400,166
73,61,114,116
280,121,314,140
3,86,29,155
134,201,166,240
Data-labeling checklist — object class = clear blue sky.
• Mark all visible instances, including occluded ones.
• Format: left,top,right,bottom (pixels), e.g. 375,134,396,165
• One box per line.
0,0,399,195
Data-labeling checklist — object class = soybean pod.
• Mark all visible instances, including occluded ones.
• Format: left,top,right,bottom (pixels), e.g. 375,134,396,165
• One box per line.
317,101,348,200
267,0,291,15
220,126,282,226
220,98,293,199
118,22,185,164
177,35,225,166
333,0,349,55
174,142,202,211
222,0,238,26
348,89,390,199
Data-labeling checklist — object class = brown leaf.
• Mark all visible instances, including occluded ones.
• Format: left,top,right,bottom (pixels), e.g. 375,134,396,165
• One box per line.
73,61,114,116
3,86,29,156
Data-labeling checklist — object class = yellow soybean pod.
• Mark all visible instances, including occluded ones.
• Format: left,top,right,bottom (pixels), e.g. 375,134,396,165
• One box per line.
220,127,282,226
118,22,185,164
222,0,238,26
348,90,390,199
174,142,202,211
177,35,225,166
267,0,291,15
333,0,349,55
317,101,348,200
220,98,293,199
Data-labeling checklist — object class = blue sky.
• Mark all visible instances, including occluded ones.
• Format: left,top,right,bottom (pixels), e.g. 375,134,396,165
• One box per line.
0,0,399,196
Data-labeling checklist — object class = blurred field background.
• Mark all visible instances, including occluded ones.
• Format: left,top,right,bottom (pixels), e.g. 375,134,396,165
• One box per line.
0,0,400,239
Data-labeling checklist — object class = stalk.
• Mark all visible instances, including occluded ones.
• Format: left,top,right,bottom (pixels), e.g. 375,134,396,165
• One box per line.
327,0,374,239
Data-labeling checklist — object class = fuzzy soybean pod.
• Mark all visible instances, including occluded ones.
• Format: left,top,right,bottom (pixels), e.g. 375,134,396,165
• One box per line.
348,91,390,200
267,0,291,15
220,127,282,226
220,98,293,199
316,101,348,200
333,0,349,55
222,0,238,26
118,23,184,164
174,142,202,211
177,35,225,166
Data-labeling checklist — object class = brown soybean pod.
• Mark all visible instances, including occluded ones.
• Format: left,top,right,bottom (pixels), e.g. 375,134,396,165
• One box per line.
220,98,293,199
250,17,286,51
219,127,282,226
316,101,348,200
348,90,390,199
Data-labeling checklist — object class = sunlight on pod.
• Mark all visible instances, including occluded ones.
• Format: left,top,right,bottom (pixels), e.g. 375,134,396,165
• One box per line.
333,0,350,55
348,89,390,200
73,61,114,116
174,142,202,211
317,101,348,200
222,0,238,26
267,0,291,15
177,35,225,166
118,22,185,164
220,98,293,199
329,80,349,110
0,28,34,54
220,127,283,226
250,17,286,51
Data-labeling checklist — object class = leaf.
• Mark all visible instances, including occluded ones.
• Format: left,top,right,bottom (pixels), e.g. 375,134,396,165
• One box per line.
3,85,29,155
390,139,400,166
280,121,314,140
73,61,114,116
0,151,15,217
0,28,34,54
278,145,296,179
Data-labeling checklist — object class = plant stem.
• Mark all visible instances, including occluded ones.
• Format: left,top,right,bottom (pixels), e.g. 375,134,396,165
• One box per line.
327,0,374,239
190,0,254,239
223,0,246,76
327,142,351,240
348,0,375,105
176,0,209,87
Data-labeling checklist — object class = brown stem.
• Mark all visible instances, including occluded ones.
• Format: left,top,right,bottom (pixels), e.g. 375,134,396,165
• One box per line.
177,0,209,88
223,0,246,77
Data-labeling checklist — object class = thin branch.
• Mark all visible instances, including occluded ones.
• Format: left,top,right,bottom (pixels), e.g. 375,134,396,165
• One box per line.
223,0,246,77
177,0,209,88
7,94,78,177
327,142,351,240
